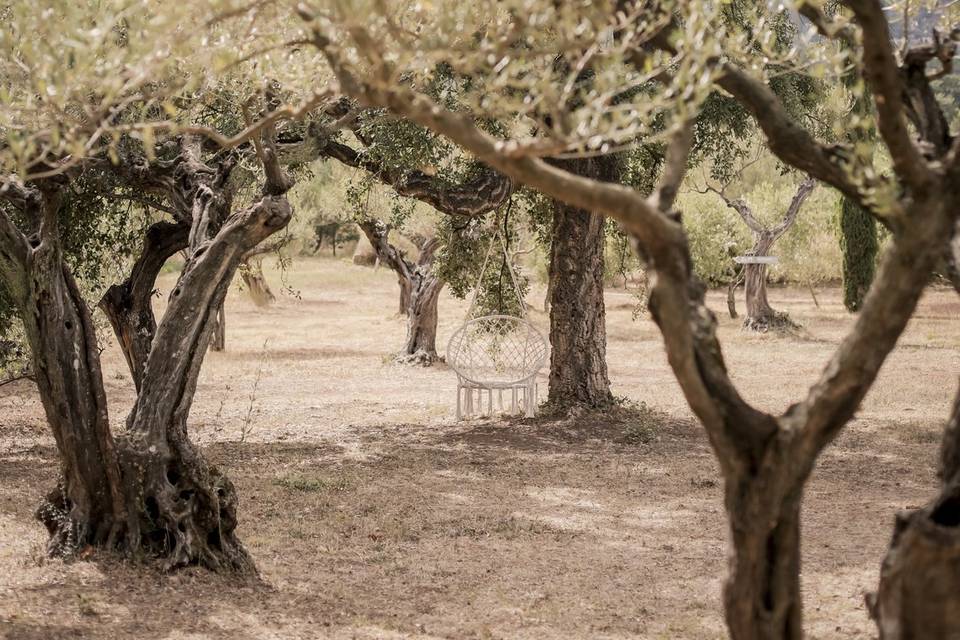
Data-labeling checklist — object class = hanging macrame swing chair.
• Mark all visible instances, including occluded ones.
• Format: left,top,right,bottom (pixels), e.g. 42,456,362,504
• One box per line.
446,222,548,420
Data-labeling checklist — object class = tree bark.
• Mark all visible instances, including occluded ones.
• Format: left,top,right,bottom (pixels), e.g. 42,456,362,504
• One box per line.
100,220,190,391
723,437,805,640
871,386,960,638
116,189,290,571
2,131,292,572
742,233,785,331
545,156,617,411
359,220,444,364
402,271,443,362
0,187,128,557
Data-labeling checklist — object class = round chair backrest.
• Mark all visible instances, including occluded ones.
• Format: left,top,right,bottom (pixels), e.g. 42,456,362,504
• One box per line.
446,315,548,386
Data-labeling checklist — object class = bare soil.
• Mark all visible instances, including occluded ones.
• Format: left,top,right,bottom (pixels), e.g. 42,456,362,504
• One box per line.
1,257,957,639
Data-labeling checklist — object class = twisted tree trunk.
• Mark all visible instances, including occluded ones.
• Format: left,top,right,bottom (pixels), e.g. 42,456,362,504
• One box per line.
742,233,780,330
545,156,618,411
359,220,445,364
0,186,127,556
403,267,443,362
100,220,189,390
116,186,290,570
1,131,292,572
709,177,815,331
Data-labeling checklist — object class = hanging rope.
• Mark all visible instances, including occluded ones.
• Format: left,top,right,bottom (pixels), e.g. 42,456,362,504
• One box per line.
464,207,526,320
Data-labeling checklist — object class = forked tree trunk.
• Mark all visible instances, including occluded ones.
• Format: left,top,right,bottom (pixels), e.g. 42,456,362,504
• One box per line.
359,220,444,365
3,135,292,572
710,177,814,332
545,156,617,411
240,256,276,307
117,192,290,570
100,220,189,391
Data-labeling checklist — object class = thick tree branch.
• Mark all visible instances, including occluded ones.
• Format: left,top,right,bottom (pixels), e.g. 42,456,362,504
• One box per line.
357,219,412,280
845,0,934,189
626,22,871,211
713,66,869,205
797,2,857,47
305,135,514,218
706,185,767,235
99,220,190,391
651,122,694,213
771,177,816,240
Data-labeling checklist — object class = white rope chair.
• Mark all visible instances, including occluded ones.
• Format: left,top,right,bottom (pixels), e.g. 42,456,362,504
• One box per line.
447,315,547,418
446,223,547,419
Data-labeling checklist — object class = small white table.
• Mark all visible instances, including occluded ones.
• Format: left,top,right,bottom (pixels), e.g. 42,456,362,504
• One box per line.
734,256,779,265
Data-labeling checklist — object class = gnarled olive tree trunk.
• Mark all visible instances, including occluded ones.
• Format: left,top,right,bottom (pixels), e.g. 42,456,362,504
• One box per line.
100,220,189,391
116,186,291,570
403,268,443,362
1,132,292,572
545,156,619,411
359,220,445,364
709,177,815,331
0,185,127,556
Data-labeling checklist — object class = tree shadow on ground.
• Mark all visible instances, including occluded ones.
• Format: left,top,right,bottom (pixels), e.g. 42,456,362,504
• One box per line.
433,401,702,455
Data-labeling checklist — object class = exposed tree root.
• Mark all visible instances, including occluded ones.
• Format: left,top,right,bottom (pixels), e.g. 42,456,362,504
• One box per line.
742,312,801,334
394,349,441,366
35,442,254,574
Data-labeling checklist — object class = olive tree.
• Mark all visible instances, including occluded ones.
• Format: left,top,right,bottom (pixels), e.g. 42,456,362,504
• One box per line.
0,1,339,570
291,0,960,636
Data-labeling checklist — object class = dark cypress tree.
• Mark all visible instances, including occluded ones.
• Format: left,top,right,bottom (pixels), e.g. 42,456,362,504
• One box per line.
838,196,878,312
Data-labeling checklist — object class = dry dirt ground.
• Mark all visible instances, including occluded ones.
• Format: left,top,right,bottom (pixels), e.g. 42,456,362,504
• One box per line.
1,257,958,640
